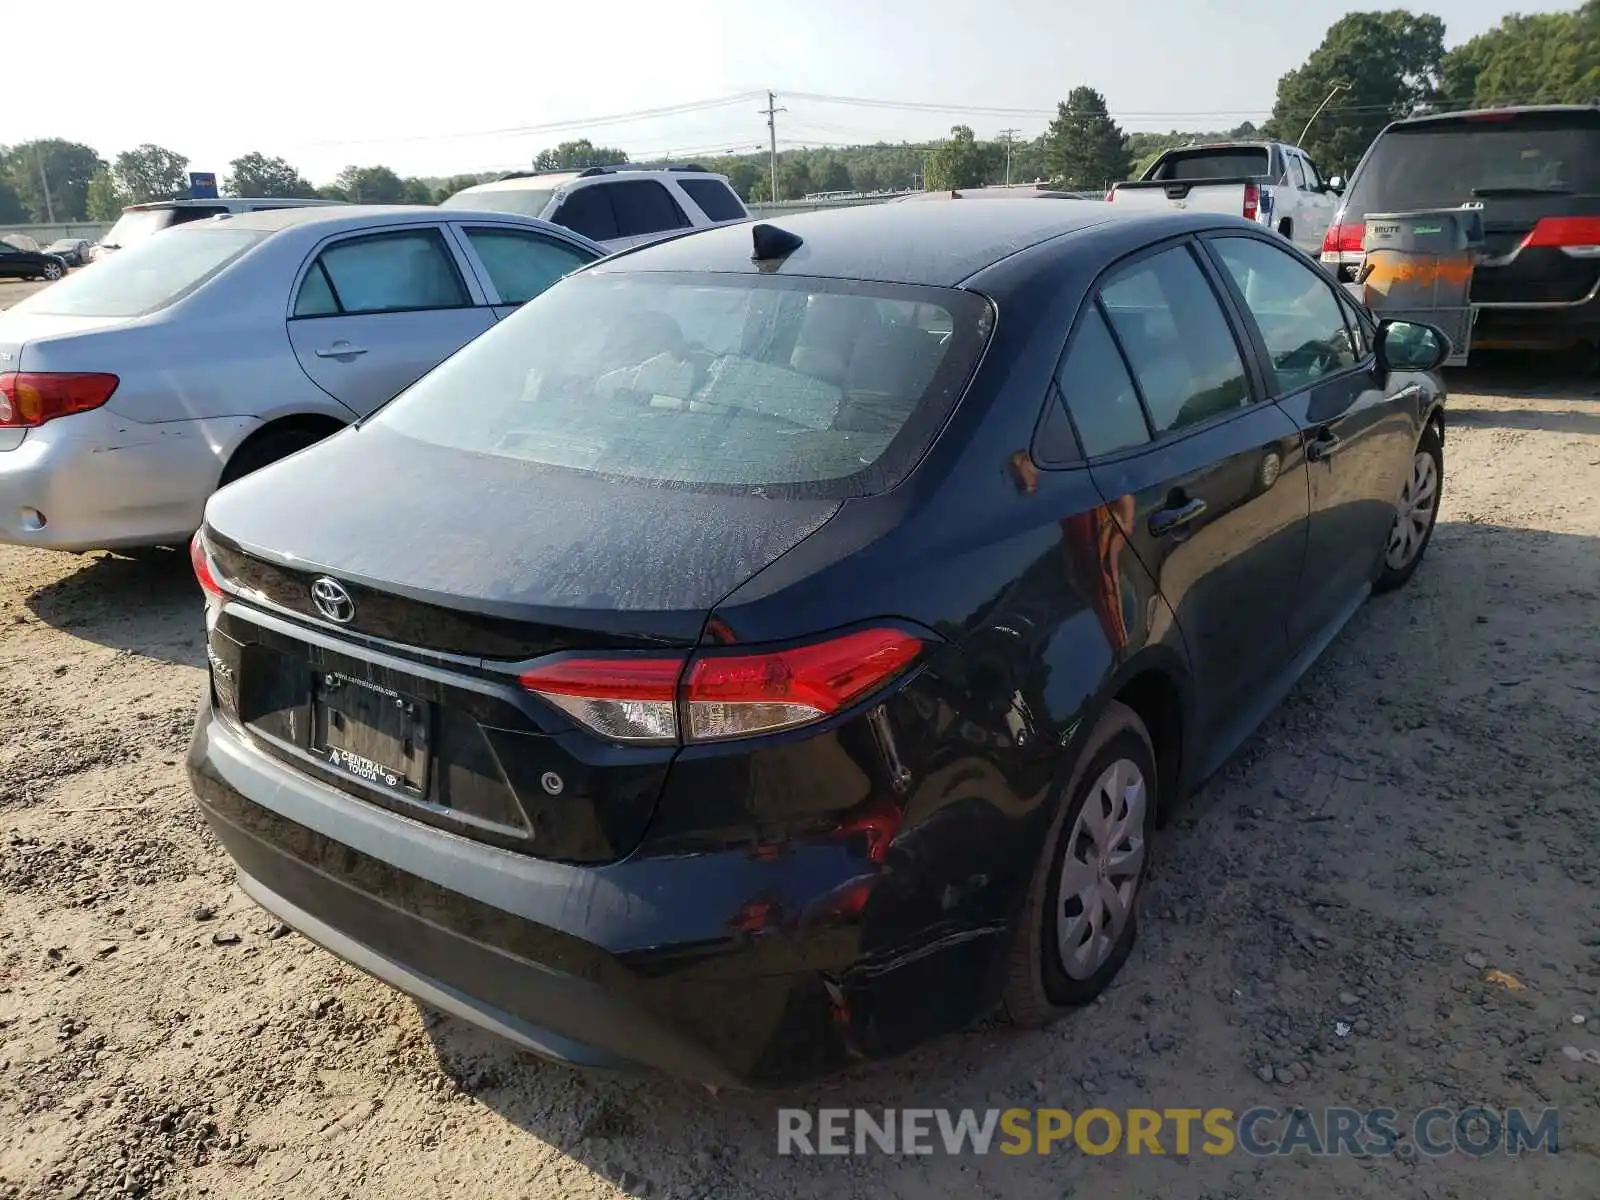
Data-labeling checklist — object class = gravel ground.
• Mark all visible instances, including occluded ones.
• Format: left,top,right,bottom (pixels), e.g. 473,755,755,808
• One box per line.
1,338,1597,1198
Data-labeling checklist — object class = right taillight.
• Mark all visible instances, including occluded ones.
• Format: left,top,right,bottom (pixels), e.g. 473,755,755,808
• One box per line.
518,627,927,745
1520,216,1600,257
0,372,119,428
1242,182,1259,221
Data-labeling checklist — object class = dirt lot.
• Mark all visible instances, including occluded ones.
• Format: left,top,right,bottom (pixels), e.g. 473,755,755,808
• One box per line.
1,293,1598,1194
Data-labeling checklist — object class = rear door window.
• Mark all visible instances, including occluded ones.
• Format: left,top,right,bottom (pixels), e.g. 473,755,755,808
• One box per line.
295,229,470,316
678,178,746,222
462,227,595,304
1056,305,1150,457
1287,155,1307,189
551,187,618,241
607,181,691,238
1098,245,1252,435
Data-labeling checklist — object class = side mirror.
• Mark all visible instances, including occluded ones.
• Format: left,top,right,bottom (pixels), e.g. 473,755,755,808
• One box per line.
1376,319,1449,375
1327,176,1345,194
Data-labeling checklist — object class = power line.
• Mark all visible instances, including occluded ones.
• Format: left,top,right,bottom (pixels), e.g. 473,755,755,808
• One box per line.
305,92,766,147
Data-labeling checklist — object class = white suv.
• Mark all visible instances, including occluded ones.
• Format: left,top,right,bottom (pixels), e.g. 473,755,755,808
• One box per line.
440,165,749,251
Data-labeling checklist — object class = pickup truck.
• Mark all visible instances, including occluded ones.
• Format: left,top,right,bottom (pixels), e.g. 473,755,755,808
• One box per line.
1108,141,1342,258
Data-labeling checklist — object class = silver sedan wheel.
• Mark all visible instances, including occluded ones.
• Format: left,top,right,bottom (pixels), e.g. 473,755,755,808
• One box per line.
1056,757,1147,980
1386,450,1438,571
42,262,63,281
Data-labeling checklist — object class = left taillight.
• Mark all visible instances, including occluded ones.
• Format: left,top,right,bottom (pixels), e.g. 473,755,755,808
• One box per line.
1242,182,1259,222
0,372,119,428
518,626,928,745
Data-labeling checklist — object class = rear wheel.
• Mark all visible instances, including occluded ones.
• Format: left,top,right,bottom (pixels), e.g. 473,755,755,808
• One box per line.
1002,701,1156,1026
219,426,338,487
1375,424,1442,591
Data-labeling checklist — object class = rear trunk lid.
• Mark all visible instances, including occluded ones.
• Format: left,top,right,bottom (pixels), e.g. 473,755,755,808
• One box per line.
1343,109,1600,306
203,425,840,865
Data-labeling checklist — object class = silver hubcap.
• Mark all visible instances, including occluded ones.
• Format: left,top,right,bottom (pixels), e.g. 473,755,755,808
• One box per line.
1386,450,1438,570
45,265,60,279
1056,758,1147,980
1260,451,1283,490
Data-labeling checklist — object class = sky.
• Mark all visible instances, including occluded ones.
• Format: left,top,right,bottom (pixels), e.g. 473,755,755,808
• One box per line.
6,0,1579,185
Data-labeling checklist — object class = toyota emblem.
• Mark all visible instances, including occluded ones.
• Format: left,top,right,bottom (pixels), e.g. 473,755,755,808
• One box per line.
310,577,355,624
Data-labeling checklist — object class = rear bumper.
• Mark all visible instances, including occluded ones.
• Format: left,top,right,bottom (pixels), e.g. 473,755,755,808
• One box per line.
1469,299,1600,350
188,701,889,1086
0,409,257,550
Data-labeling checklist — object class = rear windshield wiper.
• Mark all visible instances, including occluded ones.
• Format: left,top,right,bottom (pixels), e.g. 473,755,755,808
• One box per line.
1470,185,1574,197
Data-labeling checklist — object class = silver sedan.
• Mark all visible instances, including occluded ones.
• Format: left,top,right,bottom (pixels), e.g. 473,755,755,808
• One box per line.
0,206,603,551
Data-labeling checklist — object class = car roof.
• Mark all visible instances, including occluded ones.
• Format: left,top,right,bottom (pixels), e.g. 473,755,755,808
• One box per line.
594,199,1120,287
188,204,555,235
1393,103,1600,128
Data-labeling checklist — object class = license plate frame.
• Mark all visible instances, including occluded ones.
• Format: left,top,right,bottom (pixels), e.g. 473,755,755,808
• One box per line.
311,671,431,794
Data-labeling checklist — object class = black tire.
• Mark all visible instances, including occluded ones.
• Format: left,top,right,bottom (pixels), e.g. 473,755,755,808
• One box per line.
219,426,336,487
1277,219,1293,241
1001,700,1157,1026
1375,423,1443,592
41,262,63,281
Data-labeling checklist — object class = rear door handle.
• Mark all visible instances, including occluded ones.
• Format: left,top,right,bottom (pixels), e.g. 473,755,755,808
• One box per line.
314,342,368,359
1148,497,1207,537
1306,431,1343,462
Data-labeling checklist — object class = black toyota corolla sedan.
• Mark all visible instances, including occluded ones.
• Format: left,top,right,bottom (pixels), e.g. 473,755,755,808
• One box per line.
188,201,1448,1086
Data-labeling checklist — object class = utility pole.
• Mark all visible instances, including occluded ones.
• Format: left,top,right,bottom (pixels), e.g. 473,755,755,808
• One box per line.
999,128,1019,187
35,146,55,224
762,91,785,202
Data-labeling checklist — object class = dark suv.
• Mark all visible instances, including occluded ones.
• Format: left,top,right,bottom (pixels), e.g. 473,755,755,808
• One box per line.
1321,104,1600,354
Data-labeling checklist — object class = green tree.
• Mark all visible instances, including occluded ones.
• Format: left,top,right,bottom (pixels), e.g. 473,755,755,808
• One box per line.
402,178,435,204
1440,1,1600,106
723,161,762,200
2,140,103,221
113,144,189,204
747,173,773,203
431,174,486,203
817,158,853,192
333,165,407,203
778,159,814,199
85,169,128,220
925,125,988,190
1265,11,1446,175
533,139,628,171
224,152,314,198
0,178,25,223
1045,88,1131,189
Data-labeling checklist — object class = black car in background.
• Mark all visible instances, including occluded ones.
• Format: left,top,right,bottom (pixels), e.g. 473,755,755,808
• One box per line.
188,202,1449,1086
43,238,93,267
0,239,67,282
1322,103,1600,354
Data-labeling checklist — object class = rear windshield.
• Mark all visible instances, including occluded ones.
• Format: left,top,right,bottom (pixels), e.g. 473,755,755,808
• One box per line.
100,208,178,249
440,188,557,218
1346,115,1600,214
372,271,993,498
1147,148,1271,182
10,227,266,318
